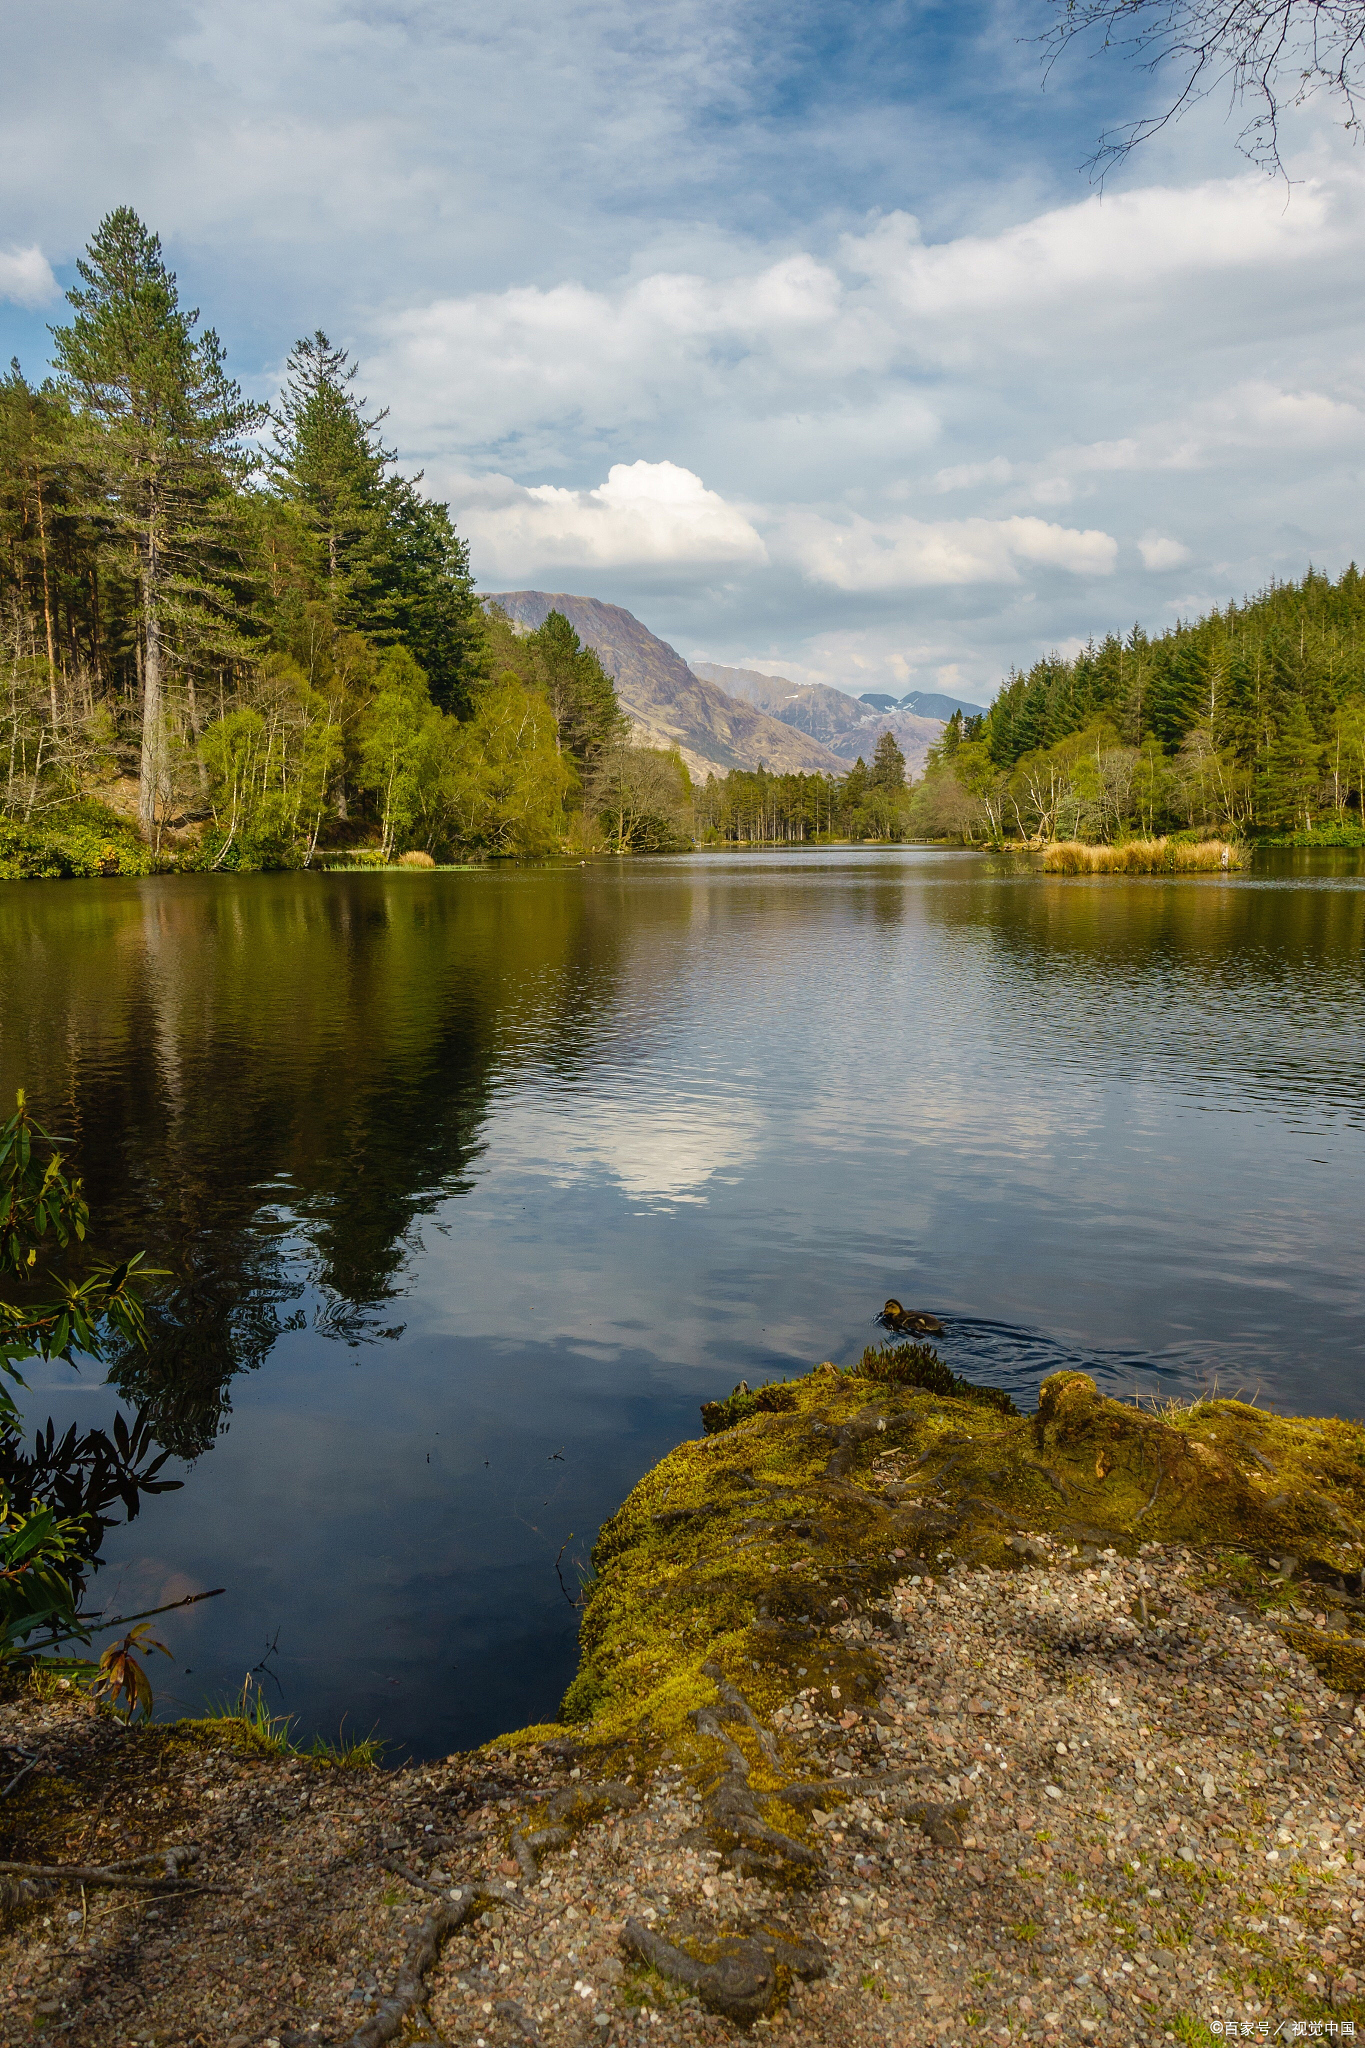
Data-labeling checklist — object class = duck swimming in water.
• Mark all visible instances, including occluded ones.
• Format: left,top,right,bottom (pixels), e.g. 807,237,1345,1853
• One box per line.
878,1298,945,1336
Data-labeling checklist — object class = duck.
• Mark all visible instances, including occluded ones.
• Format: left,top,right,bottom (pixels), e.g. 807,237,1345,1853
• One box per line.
877,1298,945,1337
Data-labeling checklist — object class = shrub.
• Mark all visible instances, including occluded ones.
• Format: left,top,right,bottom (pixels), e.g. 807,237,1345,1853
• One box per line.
855,1342,1019,1416
0,801,155,880
191,825,302,872
700,1380,799,1435
397,849,436,867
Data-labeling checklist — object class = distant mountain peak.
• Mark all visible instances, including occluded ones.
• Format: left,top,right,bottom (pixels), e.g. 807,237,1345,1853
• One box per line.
690,660,946,774
486,594,844,780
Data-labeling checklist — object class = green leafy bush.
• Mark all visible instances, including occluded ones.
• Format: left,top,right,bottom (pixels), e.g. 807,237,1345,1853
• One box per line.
855,1342,1019,1416
191,825,302,872
0,801,156,880
1265,822,1365,847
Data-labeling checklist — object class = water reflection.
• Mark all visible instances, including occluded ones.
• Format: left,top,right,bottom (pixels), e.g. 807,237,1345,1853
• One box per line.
0,850,1360,1756
0,873,626,1456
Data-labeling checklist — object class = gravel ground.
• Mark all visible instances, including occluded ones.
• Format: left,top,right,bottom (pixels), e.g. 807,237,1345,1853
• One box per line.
2,1540,1362,2048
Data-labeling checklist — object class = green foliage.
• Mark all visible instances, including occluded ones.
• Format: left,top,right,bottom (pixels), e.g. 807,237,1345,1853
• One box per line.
194,1675,383,1766
694,751,912,845
700,1380,800,1434
939,565,1365,840
268,332,483,719
0,800,158,879
518,608,626,770
870,728,907,789
437,669,576,857
0,1498,87,1656
0,220,503,867
854,1343,1020,1415
49,207,267,840
588,740,692,851
268,330,392,617
0,1090,164,1667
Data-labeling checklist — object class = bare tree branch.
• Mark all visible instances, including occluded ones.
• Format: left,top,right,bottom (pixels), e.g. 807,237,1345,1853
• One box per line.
1042,0,1365,175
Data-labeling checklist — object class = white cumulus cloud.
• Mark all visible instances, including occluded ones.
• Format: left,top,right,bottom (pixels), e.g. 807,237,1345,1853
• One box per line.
0,245,58,308
841,175,1336,328
1138,534,1191,571
457,459,767,580
786,511,1118,590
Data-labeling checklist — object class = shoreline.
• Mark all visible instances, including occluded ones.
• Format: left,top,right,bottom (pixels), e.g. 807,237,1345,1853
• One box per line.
3,1361,1365,2043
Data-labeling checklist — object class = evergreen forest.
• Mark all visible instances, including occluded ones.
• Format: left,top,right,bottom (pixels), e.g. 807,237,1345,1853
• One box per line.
0,209,684,875
910,568,1365,846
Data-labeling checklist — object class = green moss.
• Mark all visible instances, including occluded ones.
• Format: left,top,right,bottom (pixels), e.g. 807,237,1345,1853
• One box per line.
1279,1623,1365,1693
498,1362,1365,1794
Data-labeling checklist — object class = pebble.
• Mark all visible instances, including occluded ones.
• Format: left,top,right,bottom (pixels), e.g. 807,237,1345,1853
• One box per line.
1,1542,1362,2044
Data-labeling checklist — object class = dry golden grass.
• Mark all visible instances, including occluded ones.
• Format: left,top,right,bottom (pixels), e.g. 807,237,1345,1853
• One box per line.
1042,837,1247,874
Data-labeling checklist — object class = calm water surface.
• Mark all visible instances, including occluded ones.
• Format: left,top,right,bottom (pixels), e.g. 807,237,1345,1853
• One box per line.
0,847,1361,1756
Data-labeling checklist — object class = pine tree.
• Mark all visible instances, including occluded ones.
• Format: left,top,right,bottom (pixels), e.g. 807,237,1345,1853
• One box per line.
1257,701,1325,831
268,331,391,620
375,480,484,719
870,728,908,789
525,610,626,768
269,336,484,717
49,208,265,839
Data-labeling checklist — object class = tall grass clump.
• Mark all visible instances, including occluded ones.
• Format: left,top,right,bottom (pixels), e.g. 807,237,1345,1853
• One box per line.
193,1677,383,1766
1043,837,1247,874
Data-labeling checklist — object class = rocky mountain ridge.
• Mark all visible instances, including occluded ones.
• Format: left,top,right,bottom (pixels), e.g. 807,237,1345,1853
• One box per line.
487,593,845,782
691,660,945,776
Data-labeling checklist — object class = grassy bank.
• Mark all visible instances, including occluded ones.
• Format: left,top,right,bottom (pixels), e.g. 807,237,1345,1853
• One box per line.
1042,837,1247,874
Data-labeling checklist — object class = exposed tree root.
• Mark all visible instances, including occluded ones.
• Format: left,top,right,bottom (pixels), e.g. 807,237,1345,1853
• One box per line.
494,1995,545,2045
336,1883,499,2048
0,1747,44,1800
543,1780,640,1825
621,1915,827,2021
506,1780,640,1880
0,1847,215,1892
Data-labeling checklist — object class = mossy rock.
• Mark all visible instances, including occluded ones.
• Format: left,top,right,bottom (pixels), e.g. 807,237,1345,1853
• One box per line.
507,1361,1365,1765
1279,1624,1365,1694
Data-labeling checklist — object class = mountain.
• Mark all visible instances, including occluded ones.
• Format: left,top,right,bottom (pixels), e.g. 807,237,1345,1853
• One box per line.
899,689,985,721
859,689,984,719
691,661,944,775
486,593,845,781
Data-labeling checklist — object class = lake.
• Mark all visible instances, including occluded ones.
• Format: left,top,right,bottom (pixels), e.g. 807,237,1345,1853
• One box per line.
1,847,1362,1758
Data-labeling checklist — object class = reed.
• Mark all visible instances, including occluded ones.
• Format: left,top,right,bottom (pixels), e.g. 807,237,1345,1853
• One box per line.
1042,837,1247,874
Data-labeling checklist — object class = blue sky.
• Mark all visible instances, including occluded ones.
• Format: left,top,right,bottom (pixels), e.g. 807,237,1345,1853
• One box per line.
4,0,1363,701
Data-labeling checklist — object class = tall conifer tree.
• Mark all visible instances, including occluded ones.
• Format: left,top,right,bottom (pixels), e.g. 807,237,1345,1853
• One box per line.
50,208,264,838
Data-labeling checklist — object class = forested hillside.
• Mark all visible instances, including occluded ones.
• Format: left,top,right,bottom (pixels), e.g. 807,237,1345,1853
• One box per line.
915,567,1365,843
0,209,691,872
